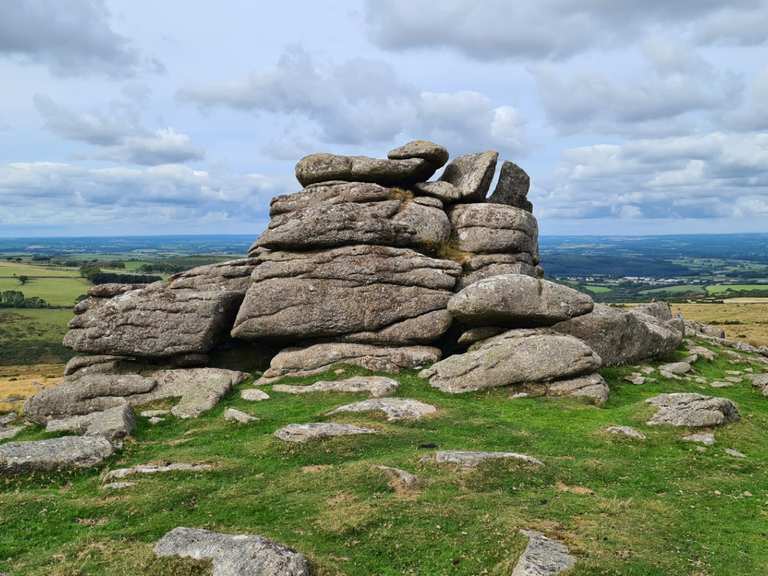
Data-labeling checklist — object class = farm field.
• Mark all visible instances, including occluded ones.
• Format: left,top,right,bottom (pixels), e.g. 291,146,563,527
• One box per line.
0,308,74,366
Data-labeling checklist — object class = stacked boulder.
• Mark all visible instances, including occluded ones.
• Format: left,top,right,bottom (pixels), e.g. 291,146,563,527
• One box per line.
13,139,688,469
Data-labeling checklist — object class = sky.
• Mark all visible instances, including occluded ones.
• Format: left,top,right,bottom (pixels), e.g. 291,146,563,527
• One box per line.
1,0,768,238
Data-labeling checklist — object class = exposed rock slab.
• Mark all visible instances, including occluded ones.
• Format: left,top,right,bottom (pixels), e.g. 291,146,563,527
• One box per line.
0,426,24,441
488,161,532,212
273,376,399,397
273,422,376,443
553,303,683,366
512,529,576,576
241,388,270,401
388,140,448,168
683,432,716,445
421,450,543,468
295,152,435,187
456,253,537,289
154,527,311,576
457,326,506,346
224,408,258,424
449,203,538,255
448,274,593,327
546,374,609,406
104,462,213,481
420,329,601,394
659,361,692,375
646,393,740,427
438,151,498,202
327,398,437,421
605,426,646,440
233,245,460,345
166,258,259,294
0,436,114,474
45,405,135,442
257,343,441,385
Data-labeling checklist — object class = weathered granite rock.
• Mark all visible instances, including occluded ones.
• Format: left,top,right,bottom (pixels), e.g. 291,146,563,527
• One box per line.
438,151,498,202
420,329,601,394
258,343,440,384
421,450,543,468
154,527,311,576
632,302,674,322
102,481,136,490
0,436,114,474
725,448,746,459
274,422,376,443
224,408,258,424
624,373,646,385
748,373,768,395
688,345,716,361
685,320,725,339
413,180,464,203
683,432,716,445
255,183,450,253
64,286,243,358
605,425,646,440
166,258,259,294
553,304,682,366
0,426,24,441
456,326,506,346
241,388,270,401
659,361,692,375
233,245,460,345
374,465,420,491
512,529,576,576
448,274,593,327
646,393,740,427
273,376,399,397
104,462,213,481
456,253,538,289
0,412,18,427
487,161,532,212
546,374,609,406
45,405,135,442
449,203,538,255
388,140,448,168
296,152,436,187
327,398,437,421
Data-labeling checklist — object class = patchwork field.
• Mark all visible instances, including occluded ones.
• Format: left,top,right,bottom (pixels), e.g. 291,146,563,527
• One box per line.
1,339,767,575
0,261,88,307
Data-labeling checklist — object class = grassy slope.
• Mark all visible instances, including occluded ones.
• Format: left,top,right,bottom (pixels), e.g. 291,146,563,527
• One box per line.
0,308,73,366
1,340,767,575
0,261,88,307
673,301,768,348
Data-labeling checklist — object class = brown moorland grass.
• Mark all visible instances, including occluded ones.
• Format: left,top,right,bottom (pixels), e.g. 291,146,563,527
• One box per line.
672,299,768,347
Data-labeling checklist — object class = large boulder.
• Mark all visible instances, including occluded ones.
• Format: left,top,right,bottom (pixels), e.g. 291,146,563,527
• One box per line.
646,393,740,427
387,140,449,168
257,343,441,384
436,151,498,202
64,285,243,358
553,304,683,366
232,245,460,345
448,274,593,327
0,436,114,474
487,161,533,212
45,405,135,442
456,253,537,290
295,152,436,187
419,328,601,394
254,182,450,253
449,203,539,256
165,257,259,293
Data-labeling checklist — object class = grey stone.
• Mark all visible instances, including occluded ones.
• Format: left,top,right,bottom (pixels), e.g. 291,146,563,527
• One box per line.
102,481,136,490
685,320,725,339
422,450,543,468
457,326,506,346
683,432,716,445
546,373,609,406
553,304,683,367
605,426,646,440
140,409,170,417
327,398,437,421
488,161,532,212
154,527,311,576
295,152,436,187
724,375,743,383
0,412,17,427
224,408,257,424
688,346,716,361
420,329,601,394
748,373,768,395
659,361,692,375
273,376,399,397
241,389,270,401
710,381,732,388
257,343,440,384
412,180,463,203
448,274,593,327
455,253,537,290
255,183,450,253
387,140,448,168
149,417,164,425
449,203,538,255
0,426,24,441
438,151,498,202
624,373,646,385
274,422,376,443
104,462,214,481
512,529,576,576
646,393,740,427
0,436,114,474
166,258,259,294
374,465,420,491
45,405,135,442
725,448,746,459
232,245,459,345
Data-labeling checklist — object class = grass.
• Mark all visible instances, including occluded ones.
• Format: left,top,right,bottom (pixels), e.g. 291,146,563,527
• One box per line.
0,261,89,307
0,261,80,278
706,284,768,295
584,285,613,294
673,301,768,347
639,285,706,295
0,308,74,366
1,341,767,575
0,364,64,412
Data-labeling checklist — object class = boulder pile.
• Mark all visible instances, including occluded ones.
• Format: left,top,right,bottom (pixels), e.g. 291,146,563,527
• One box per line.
13,140,688,470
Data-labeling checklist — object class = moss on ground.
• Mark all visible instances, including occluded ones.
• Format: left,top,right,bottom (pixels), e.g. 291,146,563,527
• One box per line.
1,340,767,575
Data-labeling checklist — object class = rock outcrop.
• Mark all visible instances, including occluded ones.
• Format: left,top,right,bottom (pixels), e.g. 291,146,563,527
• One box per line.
646,393,740,427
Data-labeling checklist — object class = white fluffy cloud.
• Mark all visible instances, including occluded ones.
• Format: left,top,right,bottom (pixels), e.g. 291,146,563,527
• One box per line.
178,47,526,156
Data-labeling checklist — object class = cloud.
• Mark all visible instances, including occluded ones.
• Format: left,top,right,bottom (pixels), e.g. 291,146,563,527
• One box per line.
537,132,768,221
34,94,204,165
725,65,768,131
363,0,766,61
532,39,742,135
0,0,156,76
178,46,526,156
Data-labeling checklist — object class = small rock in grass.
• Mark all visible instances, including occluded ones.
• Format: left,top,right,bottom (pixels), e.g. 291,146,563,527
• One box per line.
421,450,543,468
725,370,742,376
682,432,715,446
605,425,646,440
104,462,213,481
638,366,655,375
154,527,311,576
273,422,376,443
512,529,576,576
102,481,136,491
273,376,399,398
724,376,743,383
709,381,732,388
659,362,692,375
646,393,740,428
0,412,17,427
0,436,114,474
688,346,716,361
141,409,170,418
241,388,270,401
45,405,135,443
148,416,164,425
624,373,646,385
224,408,258,424
374,465,420,492
725,448,746,459
326,398,437,421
